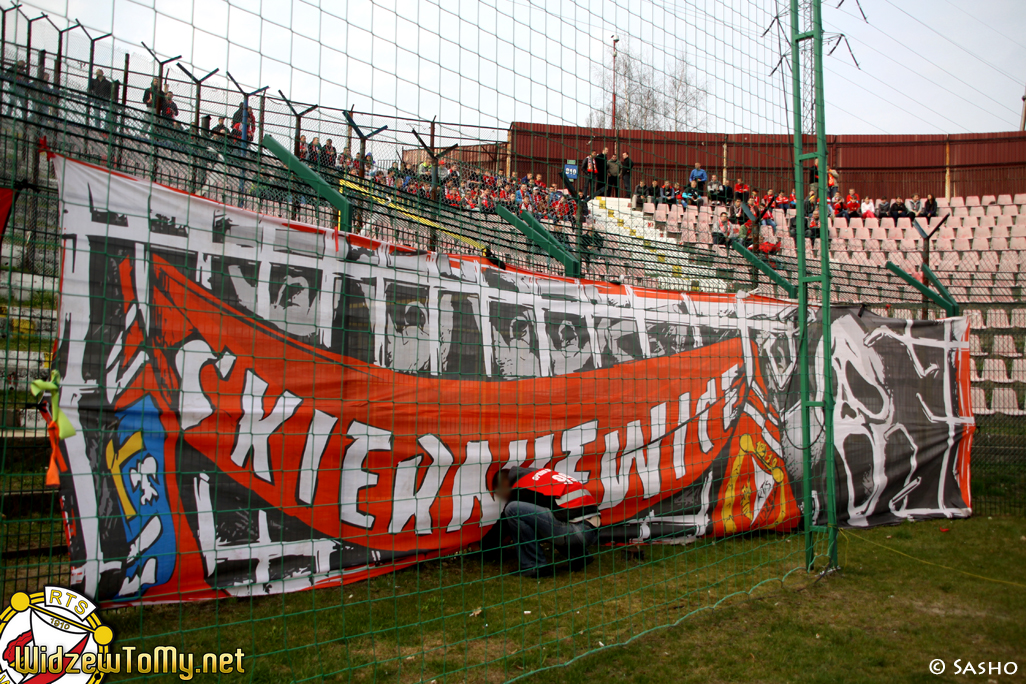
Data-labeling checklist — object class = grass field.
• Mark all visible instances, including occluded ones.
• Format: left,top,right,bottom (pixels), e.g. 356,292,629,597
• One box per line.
527,516,1026,684
48,516,1017,683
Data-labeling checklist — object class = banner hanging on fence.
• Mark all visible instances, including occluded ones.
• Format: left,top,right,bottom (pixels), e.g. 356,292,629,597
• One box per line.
49,156,972,605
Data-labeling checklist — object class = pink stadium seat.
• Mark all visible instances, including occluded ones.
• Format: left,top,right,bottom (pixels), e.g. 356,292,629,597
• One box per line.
881,239,898,252
966,196,981,207
962,216,979,229
1011,237,1026,250
970,387,993,415
987,205,1003,216
983,358,1012,383
953,207,969,217
976,225,993,240
933,237,952,251
887,225,903,241
982,195,997,206
905,251,923,269
880,217,895,229
1015,194,1026,205
997,194,1013,206
899,238,918,251
864,238,881,252
839,225,854,239
855,225,870,240
833,250,851,265
950,197,965,208
1004,205,1019,216
848,217,863,230
938,252,959,270
993,335,1021,357
643,202,656,214
903,227,922,243
869,226,885,241
987,309,1012,328
969,206,986,217
998,250,1018,271
937,225,956,240
992,388,1025,416
969,358,982,381
896,217,911,229
846,238,864,252
864,217,879,229
953,236,972,251
868,251,887,267
979,215,996,228
936,196,950,208
1011,359,1026,384
966,309,986,328
997,215,1014,227
978,252,999,271
969,334,985,355
992,236,1009,252
1017,214,1026,225
850,251,870,266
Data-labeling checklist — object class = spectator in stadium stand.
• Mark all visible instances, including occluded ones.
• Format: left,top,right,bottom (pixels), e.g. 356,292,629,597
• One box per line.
142,76,163,114
905,193,922,216
920,194,938,220
647,179,659,205
582,221,605,265
682,180,703,207
860,196,876,219
161,91,179,124
842,188,860,220
633,181,646,210
713,210,731,245
803,189,818,220
490,467,600,577
808,209,821,246
760,190,778,230
210,116,229,139
889,197,909,220
673,182,683,202
606,151,621,199
728,197,747,227
689,162,708,194
659,179,676,206
5,60,29,115
826,166,838,198
535,173,546,188
876,197,891,217
322,139,338,168
594,147,608,197
296,134,308,159
706,174,725,205
733,178,750,205
308,137,323,167
87,69,112,127
620,151,633,199
583,152,597,197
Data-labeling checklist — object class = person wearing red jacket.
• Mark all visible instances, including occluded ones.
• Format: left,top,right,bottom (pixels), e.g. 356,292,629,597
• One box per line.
843,189,860,220
492,466,600,577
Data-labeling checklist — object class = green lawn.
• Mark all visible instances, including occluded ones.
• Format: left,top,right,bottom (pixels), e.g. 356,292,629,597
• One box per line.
62,516,1022,683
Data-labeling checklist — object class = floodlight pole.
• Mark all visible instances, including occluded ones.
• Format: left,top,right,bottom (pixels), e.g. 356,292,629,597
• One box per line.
411,124,457,252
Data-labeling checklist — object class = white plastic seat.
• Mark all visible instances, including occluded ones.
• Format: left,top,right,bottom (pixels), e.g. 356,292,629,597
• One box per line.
987,309,1011,328
970,387,993,415
997,194,1013,206
993,335,1021,357
991,388,1025,415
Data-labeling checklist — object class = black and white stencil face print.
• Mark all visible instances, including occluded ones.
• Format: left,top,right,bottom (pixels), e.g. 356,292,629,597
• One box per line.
809,310,972,528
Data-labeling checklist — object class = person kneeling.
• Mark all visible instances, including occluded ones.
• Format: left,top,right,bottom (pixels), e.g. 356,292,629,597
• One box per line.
492,467,600,578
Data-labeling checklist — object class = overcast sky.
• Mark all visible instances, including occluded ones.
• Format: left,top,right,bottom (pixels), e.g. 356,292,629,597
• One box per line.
5,0,1024,137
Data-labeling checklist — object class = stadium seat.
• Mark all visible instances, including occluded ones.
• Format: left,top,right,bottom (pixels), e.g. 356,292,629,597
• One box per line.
937,225,956,240
864,238,881,252
969,334,985,356
848,217,863,230
881,239,898,252
643,202,655,215
982,195,997,206
1014,193,1026,205
1005,205,1020,216
953,207,969,217
936,196,949,208
978,252,999,272
970,387,993,415
950,196,965,208
966,196,981,207
992,235,1009,252
966,309,985,329
998,249,1018,272
991,388,1025,415
976,225,993,240
839,224,854,239
997,215,1014,227
955,225,974,241
1017,214,1026,225
1011,359,1026,383
986,205,1003,217
993,335,1021,357
998,194,1013,206
969,358,982,382
899,238,918,252
983,358,1012,383
992,224,1010,240
870,226,887,241
987,309,1011,328
953,237,971,251
846,238,864,252
887,225,904,241
880,217,896,229
962,215,979,229
971,237,990,251
1011,308,1026,328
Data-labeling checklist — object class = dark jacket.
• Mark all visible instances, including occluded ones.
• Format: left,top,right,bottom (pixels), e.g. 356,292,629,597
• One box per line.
594,153,607,179
500,466,599,524
621,156,633,175
88,75,112,100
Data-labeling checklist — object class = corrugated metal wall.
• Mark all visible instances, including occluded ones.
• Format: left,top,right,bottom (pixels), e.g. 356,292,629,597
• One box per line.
508,124,1026,200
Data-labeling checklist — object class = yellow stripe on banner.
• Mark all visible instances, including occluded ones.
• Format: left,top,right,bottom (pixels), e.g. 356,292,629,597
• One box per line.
839,530,1026,588
337,178,484,250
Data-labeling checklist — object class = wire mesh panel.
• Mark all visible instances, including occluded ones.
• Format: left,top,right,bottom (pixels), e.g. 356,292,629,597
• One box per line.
0,0,996,682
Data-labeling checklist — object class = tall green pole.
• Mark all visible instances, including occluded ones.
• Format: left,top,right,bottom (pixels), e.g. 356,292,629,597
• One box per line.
790,0,836,570
811,0,838,569
789,0,814,571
